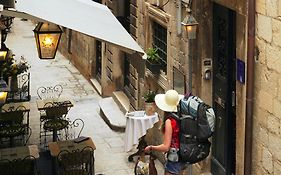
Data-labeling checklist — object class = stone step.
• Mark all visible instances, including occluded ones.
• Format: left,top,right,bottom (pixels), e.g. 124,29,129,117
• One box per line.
112,91,130,114
90,78,102,96
98,97,126,132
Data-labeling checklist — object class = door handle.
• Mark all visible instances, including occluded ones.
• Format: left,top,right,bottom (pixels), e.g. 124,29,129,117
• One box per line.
232,91,235,107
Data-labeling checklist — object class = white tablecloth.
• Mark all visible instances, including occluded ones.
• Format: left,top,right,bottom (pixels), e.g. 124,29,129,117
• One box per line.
124,111,159,152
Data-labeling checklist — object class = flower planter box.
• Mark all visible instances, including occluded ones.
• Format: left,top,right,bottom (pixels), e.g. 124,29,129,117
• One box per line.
146,60,162,74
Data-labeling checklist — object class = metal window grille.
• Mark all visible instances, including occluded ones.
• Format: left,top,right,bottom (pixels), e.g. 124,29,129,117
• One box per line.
152,21,167,73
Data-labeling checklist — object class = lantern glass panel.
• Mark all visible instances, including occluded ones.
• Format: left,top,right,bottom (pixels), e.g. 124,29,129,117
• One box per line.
187,25,197,39
0,91,7,105
34,22,62,59
34,32,40,56
0,50,7,61
38,33,61,59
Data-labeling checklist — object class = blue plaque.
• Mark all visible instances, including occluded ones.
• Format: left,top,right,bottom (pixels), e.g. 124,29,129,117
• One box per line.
236,59,245,84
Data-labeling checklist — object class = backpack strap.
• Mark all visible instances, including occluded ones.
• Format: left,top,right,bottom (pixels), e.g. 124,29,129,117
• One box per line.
178,100,182,116
170,112,180,121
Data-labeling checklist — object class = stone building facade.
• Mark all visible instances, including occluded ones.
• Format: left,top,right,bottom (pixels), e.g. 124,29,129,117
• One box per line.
58,0,281,174
253,1,281,175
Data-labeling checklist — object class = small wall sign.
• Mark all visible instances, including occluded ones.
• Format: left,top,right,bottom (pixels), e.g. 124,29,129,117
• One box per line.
236,58,245,84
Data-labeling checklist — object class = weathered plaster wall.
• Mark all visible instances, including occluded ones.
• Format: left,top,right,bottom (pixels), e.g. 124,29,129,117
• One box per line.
59,29,96,80
101,45,125,97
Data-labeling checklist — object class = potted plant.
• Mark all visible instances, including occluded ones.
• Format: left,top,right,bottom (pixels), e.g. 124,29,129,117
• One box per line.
6,55,30,92
146,47,162,74
143,90,157,116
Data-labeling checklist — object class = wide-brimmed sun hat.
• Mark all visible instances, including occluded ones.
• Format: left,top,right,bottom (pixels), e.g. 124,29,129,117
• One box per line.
155,90,184,112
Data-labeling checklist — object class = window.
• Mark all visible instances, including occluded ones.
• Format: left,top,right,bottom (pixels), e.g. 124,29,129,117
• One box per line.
152,21,167,73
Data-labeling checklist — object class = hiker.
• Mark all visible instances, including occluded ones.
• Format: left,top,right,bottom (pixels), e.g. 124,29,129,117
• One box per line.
144,89,184,175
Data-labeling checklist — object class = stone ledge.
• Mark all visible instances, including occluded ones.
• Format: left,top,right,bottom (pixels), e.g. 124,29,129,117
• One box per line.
90,78,102,96
112,91,130,114
99,97,126,132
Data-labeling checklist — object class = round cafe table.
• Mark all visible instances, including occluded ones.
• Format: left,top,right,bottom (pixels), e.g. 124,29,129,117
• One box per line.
124,111,159,161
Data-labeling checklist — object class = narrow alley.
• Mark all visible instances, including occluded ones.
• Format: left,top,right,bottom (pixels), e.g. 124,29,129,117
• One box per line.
5,18,164,175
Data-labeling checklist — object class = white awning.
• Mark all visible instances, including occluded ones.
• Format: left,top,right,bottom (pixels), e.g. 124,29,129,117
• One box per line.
1,0,145,55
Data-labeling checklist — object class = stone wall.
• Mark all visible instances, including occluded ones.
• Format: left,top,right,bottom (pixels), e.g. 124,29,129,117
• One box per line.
56,0,281,173
140,0,215,172
59,29,96,80
253,0,281,174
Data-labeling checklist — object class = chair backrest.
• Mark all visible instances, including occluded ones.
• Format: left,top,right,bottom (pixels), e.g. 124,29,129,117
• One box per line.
66,118,85,140
12,155,36,175
57,146,94,175
37,84,63,100
0,159,10,174
0,106,31,146
0,155,36,175
18,73,30,89
18,73,31,100
0,106,26,125
44,102,69,119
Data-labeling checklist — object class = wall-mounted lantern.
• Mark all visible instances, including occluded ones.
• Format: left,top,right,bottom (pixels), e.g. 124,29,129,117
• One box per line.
181,13,198,39
0,47,8,61
0,47,9,106
0,77,9,106
33,22,62,59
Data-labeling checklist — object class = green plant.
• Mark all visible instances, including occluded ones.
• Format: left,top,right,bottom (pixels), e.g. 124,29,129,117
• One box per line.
143,90,157,103
146,47,160,64
10,56,30,76
1,55,30,78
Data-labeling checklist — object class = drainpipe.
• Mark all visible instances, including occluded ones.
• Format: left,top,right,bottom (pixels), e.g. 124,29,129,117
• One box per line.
177,0,182,35
244,0,255,174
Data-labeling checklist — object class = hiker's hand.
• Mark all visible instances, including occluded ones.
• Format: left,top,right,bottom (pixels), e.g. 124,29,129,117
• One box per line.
144,145,153,153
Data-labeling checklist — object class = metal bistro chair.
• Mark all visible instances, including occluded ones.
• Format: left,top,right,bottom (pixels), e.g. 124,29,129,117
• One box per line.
37,85,64,143
18,73,31,102
0,106,32,148
40,101,71,145
65,118,85,140
0,155,39,175
6,73,31,103
37,84,63,100
57,146,95,175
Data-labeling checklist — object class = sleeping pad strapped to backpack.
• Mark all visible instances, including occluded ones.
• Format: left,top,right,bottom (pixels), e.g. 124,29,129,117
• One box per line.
171,95,216,164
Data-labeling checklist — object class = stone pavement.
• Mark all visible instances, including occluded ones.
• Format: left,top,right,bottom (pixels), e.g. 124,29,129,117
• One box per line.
5,18,165,175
